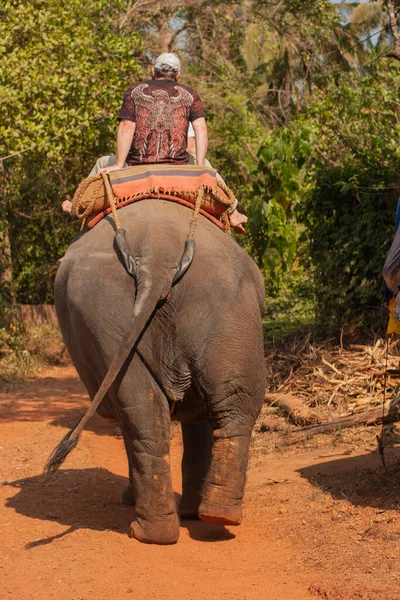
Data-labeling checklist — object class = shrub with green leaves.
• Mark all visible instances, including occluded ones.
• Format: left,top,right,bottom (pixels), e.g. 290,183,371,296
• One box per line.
247,122,316,285
249,61,400,331
0,0,141,304
303,65,400,328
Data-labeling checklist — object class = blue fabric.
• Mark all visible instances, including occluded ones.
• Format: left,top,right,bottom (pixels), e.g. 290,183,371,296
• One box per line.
395,199,400,233
384,199,400,301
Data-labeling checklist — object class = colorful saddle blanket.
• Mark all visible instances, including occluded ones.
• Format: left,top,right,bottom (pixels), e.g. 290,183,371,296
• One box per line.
109,164,217,198
71,164,234,231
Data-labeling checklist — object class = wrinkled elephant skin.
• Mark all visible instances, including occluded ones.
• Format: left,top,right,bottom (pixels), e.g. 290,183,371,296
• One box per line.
55,200,265,544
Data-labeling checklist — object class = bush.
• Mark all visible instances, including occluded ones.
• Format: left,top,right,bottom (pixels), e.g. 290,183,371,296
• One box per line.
0,0,141,303
263,257,316,340
250,63,400,334
302,66,400,330
0,320,67,382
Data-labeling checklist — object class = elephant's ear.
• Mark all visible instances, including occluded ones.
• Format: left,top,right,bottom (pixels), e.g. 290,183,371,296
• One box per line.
114,229,139,280
115,229,195,290
172,239,195,286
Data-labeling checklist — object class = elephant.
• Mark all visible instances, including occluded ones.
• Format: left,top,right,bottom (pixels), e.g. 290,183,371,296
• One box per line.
49,198,265,544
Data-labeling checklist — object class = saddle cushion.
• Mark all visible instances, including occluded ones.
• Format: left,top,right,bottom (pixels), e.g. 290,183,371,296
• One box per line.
71,164,235,228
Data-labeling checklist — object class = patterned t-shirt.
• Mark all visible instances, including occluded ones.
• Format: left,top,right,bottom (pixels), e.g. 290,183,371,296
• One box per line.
118,79,205,165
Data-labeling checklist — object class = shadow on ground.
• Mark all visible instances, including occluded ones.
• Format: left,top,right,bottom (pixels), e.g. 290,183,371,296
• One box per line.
4,468,235,546
0,376,86,422
4,468,130,546
180,519,235,542
0,374,120,436
298,445,400,510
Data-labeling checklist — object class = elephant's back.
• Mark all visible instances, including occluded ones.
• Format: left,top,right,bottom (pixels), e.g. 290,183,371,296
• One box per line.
57,199,264,308
55,199,264,380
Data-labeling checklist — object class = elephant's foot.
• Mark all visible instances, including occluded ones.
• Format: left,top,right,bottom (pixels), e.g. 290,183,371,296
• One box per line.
198,501,242,526
199,484,242,526
198,435,249,526
179,492,201,520
129,514,180,545
121,484,135,506
179,505,200,520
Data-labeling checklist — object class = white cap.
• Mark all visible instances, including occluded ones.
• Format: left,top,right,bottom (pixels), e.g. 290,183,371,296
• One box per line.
154,52,181,72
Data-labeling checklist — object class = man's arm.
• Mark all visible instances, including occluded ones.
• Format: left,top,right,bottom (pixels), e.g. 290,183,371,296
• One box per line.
192,117,208,167
101,119,136,173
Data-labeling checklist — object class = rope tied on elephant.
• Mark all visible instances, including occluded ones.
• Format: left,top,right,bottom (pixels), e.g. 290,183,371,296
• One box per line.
101,172,121,230
70,166,235,234
98,173,209,240
71,175,103,221
188,186,204,240
101,175,227,243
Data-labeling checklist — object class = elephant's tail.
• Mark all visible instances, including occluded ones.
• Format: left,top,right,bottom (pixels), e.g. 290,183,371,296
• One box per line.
43,237,195,479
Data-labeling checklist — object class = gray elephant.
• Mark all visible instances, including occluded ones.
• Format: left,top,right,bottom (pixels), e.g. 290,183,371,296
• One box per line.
48,199,265,544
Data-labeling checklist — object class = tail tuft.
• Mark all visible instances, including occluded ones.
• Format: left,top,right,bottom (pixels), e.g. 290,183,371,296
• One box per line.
42,431,79,480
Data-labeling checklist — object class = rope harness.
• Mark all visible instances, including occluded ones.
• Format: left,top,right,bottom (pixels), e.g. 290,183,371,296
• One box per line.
101,172,122,230
99,171,223,243
71,171,235,236
96,171,206,290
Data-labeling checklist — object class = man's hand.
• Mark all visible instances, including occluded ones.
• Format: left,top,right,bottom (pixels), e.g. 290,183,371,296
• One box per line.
99,163,125,174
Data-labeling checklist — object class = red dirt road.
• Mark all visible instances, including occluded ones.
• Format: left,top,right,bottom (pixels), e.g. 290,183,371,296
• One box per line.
1,365,400,600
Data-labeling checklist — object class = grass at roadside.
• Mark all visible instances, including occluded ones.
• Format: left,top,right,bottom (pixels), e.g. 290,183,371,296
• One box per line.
0,321,68,382
263,262,317,341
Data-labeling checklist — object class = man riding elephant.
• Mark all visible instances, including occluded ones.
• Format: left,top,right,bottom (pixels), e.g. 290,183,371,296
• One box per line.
62,52,247,231
45,53,265,545
101,51,208,171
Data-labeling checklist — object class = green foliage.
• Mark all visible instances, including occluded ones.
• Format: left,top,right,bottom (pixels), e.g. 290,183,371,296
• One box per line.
0,320,67,382
204,88,264,197
302,64,400,328
253,60,400,330
350,1,383,31
247,123,316,281
0,0,141,303
262,257,316,340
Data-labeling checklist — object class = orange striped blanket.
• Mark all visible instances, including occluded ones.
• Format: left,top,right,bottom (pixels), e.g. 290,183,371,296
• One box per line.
108,164,217,198
71,164,235,229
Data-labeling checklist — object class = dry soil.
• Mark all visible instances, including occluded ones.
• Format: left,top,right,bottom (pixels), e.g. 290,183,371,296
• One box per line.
1,365,400,600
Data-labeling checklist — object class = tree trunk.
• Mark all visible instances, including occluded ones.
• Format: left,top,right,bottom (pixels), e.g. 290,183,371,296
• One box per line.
158,19,172,53
1,222,16,305
387,0,399,42
281,405,400,446
0,160,16,306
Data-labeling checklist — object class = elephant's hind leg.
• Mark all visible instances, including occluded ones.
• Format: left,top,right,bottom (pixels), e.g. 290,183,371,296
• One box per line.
120,428,135,506
199,430,253,526
116,354,179,544
180,421,213,519
197,339,265,526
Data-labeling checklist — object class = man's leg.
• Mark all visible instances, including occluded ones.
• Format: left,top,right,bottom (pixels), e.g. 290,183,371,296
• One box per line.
87,155,118,177
228,208,247,233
